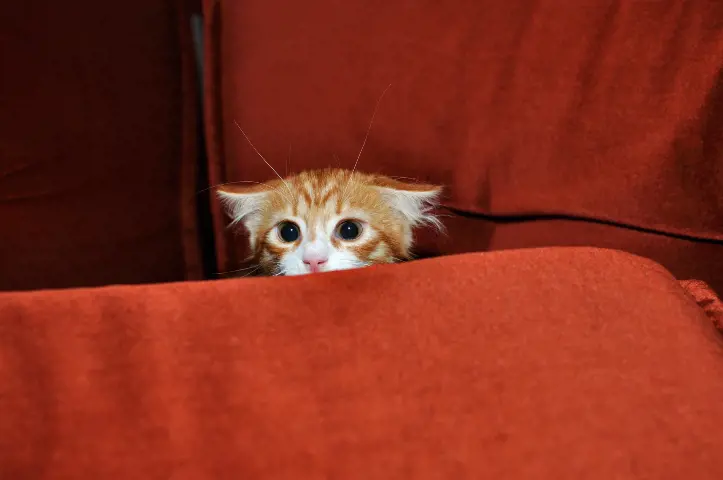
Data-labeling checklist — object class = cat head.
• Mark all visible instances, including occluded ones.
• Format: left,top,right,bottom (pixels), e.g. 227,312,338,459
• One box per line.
217,168,442,276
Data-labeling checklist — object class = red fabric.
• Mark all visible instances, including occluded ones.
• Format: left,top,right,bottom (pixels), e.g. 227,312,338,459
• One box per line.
204,0,723,283
0,0,201,290
412,215,723,295
1,247,722,478
680,279,723,332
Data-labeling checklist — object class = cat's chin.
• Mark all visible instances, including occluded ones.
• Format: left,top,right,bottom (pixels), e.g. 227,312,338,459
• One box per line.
278,262,369,276
281,268,331,276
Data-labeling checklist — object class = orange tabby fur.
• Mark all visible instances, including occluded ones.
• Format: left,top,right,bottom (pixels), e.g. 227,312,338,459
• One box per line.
217,168,441,276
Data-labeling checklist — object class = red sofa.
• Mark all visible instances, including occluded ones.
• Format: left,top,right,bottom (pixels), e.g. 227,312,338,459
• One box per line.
1,1,722,478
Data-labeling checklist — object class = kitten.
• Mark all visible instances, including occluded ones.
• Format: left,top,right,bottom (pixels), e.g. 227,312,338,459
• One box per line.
217,168,442,276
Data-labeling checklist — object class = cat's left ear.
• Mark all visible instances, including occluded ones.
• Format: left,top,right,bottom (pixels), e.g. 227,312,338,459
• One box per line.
372,176,443,229
215,184,270,243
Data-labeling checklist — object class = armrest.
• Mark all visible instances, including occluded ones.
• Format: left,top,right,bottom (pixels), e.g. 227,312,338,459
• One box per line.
1,247,721,479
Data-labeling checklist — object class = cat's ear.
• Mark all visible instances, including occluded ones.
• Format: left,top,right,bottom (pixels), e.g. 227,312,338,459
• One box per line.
216,184,270,242
371,176,443,230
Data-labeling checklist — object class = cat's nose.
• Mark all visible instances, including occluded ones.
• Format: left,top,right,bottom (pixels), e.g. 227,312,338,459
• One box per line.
302,243,329,272
302,253,328,272
303,257,328,273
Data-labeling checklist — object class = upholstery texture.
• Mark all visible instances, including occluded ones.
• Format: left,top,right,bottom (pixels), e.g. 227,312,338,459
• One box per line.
681,279,723,332
1,247,722,479
0,0,202,290
413,215,723,294
203,0,723,288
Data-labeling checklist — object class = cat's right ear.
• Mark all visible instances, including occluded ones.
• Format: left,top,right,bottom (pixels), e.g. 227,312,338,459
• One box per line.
216,185,269,241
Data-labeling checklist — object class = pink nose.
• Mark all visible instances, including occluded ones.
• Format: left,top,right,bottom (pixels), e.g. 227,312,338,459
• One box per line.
302,240,330,273
303,253,328,273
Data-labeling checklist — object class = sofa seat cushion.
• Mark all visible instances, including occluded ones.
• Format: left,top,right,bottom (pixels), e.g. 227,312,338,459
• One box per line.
1,247,722,478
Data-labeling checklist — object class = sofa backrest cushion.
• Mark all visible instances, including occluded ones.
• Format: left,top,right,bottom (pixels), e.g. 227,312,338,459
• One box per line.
203,0,723,272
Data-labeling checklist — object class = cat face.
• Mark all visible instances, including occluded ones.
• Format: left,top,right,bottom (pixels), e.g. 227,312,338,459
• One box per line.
217,168,441,276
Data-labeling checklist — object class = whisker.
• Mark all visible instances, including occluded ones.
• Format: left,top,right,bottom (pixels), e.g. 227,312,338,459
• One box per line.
350,84,392,176
342,83,392,201
214,264,262,277
271,264,285,277
233,120,295,203
286,143,292,176
240,267,264,278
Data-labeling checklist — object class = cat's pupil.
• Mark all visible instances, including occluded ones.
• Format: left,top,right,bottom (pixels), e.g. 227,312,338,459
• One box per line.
279,222,300,242
338,220,360,240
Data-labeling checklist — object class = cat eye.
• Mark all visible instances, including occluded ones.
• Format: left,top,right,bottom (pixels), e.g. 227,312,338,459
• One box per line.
336,220,362,241
278,221,300,242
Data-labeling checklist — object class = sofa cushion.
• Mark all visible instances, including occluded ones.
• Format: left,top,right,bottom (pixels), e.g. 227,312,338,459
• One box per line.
413,215,723,294
681,279,723,332
202,0,723,282
1,247,722,478
0,0,202,290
